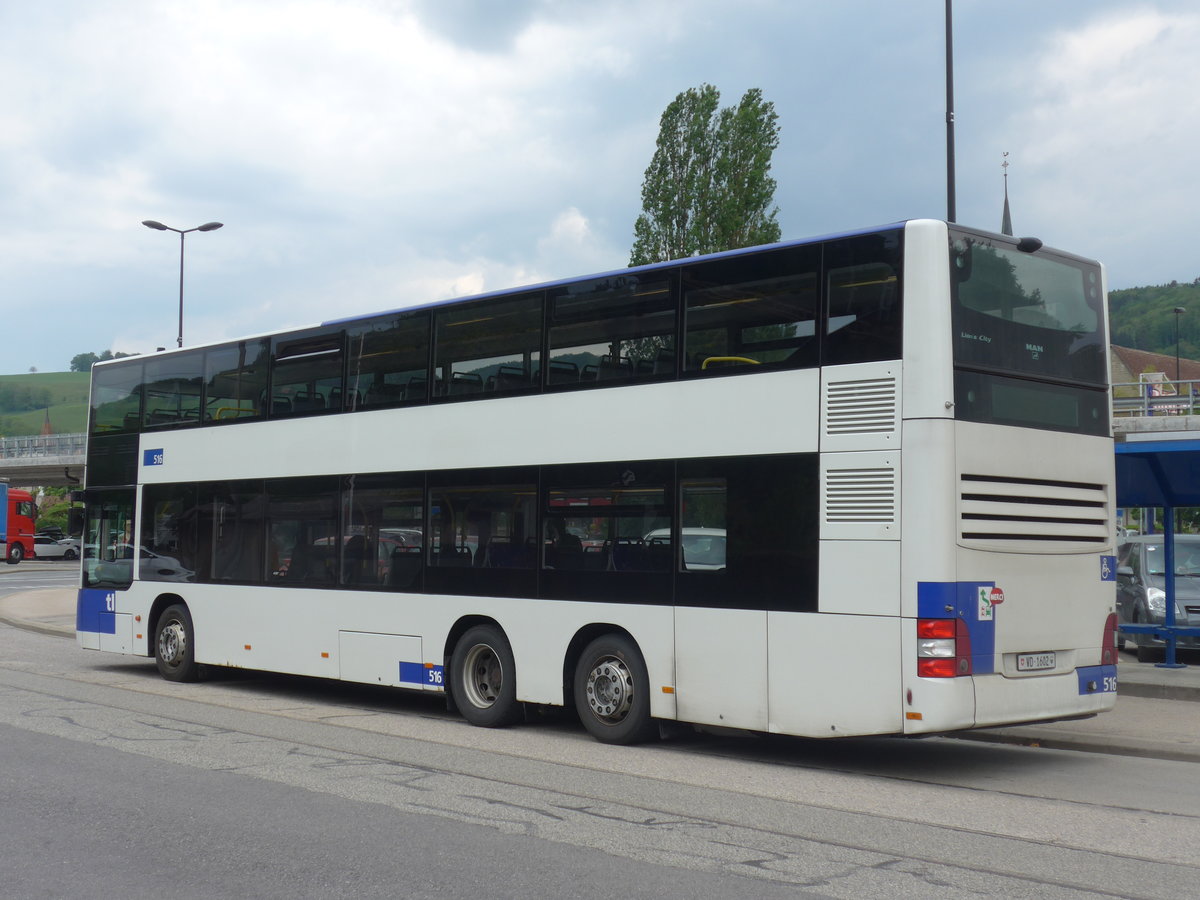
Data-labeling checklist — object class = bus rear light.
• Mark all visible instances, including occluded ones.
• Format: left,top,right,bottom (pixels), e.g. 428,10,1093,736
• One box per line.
917,619,956,640
1101,612,1118,666
918,657,958,678
917,618,972,678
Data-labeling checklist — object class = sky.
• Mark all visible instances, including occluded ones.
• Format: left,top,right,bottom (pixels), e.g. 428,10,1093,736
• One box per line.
2,0,1198,375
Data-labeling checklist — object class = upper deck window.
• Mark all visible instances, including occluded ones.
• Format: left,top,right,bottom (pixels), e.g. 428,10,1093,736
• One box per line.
434,293,542,400
547,275,675,386
205,340,269,423
271,328,345,417
142,352,204,429
90,360,144,434
347,311,430,409
682,244,819,375
822,232,903,366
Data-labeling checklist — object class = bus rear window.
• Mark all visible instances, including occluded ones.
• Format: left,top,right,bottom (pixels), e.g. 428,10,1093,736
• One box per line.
950,229,1105,386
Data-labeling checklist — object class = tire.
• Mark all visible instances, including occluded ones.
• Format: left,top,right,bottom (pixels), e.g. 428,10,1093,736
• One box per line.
573,634,657,745
450,625,522,728
63,549,78,561
6,543,23,565
155,604,200,682
1136,641,1160,664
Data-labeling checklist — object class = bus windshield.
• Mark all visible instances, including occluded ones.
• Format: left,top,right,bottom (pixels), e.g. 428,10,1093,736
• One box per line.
949,227,1107,436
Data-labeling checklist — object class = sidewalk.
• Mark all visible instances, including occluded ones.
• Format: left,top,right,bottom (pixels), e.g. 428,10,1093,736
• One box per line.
4,588,1199,761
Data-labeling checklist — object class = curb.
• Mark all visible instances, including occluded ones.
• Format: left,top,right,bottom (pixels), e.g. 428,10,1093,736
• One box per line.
1118,680,1200,704
0,612,74,639
955,728,1200,764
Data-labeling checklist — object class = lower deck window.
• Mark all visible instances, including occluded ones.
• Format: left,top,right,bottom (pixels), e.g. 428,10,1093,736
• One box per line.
138,453,817,611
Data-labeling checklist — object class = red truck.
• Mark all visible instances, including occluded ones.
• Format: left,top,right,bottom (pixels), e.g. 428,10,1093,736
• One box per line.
2,483,36,564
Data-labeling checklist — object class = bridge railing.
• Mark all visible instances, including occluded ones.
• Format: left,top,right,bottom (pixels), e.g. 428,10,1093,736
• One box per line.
1112,380,1200,418
0,432,87,458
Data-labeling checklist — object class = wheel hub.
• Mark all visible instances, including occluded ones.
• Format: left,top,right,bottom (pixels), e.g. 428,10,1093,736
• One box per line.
158,622,186,666
463,644,502,709
585,658,633,721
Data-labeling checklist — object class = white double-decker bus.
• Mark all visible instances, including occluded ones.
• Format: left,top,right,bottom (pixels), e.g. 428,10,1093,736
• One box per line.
77,219,1119,744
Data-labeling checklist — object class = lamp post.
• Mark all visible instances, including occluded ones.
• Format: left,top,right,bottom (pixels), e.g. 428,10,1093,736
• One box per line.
142,220,224,348
1174,307,1186,383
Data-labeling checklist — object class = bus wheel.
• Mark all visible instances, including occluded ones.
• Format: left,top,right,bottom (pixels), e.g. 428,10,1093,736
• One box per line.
6,543,23,564
574,635,656,745
155,604,199,683
450,625,521,728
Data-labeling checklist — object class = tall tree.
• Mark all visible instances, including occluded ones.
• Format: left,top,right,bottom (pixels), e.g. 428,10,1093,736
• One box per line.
630,84,781,267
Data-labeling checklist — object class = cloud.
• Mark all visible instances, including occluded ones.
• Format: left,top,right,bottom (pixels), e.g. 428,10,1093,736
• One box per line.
959,6,1200,284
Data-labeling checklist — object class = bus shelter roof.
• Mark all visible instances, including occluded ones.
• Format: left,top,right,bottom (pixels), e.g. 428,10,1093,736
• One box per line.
1115,438,1200,508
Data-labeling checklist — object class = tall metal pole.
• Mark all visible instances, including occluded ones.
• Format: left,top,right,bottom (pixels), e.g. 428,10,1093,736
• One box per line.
177,231,186,348
945,0,956,223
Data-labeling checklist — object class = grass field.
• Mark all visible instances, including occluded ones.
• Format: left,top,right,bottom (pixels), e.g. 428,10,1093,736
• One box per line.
0,371,89,435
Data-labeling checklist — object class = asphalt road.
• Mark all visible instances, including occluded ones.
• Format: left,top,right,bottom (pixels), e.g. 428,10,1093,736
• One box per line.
1,618,1198,898
0,558,79,596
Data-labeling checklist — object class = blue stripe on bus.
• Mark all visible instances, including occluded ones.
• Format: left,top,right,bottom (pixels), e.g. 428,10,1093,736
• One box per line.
1077,664,1118,695
917,581,997,675
76,589,117,635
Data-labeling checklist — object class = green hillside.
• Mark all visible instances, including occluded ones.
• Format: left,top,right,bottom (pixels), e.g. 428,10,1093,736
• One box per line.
0,371,89,436
1109,280,1200,358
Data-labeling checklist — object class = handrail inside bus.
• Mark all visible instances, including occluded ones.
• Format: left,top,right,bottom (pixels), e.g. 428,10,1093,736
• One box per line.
701,356,761,370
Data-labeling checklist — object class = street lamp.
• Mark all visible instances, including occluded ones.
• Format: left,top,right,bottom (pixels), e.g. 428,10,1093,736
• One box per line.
142,220,224,348
1174,307,1186,383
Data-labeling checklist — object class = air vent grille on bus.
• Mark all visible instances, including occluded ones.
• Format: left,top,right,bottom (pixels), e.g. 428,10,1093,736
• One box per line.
826,466,897,524
959,473,1109,548
824,376,897,436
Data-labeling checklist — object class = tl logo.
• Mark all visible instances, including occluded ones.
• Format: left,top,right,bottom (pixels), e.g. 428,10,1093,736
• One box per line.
978,586,1005,621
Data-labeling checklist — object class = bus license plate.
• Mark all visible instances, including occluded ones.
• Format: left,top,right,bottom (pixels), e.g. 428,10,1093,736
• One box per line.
1017,651,1056,672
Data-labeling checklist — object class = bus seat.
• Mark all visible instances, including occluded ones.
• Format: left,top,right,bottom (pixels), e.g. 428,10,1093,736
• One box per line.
494,364,529,391
449,373,483,395
598,356,633,380
366,382,406,405
548,359,578,384
653,347,675,375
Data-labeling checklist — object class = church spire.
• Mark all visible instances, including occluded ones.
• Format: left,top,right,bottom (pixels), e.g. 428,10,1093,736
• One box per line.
1001,151,1013,235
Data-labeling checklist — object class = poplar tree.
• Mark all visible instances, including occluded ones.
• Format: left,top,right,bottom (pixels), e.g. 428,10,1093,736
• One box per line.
630,84,781,267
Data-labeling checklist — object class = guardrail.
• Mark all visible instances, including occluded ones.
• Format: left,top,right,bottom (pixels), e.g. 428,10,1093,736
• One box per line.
0,433,87,458
1113,380,1200,417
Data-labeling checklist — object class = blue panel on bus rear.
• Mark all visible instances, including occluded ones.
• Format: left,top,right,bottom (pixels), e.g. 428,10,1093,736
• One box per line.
399,661,444,689
917,581,998,675
1076,664,1118,695
76,589,118,635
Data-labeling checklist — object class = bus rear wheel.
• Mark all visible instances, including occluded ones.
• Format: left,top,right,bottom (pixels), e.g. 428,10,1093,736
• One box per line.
155,604,200,682
574,635,657,745
450,624,521,728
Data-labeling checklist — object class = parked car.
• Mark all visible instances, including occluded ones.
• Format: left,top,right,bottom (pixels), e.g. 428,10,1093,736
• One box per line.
643,527,727,571
31,535,79,561
1116,534,1200,661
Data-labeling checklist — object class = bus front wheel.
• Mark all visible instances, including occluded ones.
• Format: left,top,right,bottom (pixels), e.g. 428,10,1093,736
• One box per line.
155,604,200,682
450,624,522,728
573,635,657,745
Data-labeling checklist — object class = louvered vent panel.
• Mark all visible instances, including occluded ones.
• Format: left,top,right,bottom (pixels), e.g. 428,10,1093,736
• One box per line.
959,473,1109,548
825,376,897,436
826,467,897,524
